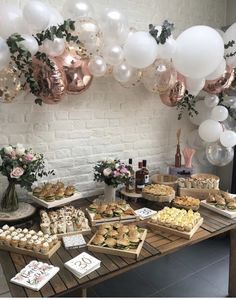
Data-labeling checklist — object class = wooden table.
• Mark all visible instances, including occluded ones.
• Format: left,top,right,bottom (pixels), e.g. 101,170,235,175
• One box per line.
0,197,236,298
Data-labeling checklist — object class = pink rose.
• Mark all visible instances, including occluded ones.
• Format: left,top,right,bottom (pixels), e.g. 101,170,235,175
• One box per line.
10,167,24,179
25,153,34,161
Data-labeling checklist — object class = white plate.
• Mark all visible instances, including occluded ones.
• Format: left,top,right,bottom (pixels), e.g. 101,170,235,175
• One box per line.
201,198,236,219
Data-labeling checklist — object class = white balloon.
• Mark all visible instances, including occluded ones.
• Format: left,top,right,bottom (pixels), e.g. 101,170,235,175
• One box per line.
220,130,236,148
124,32,158,69
23,0,50,31
63,0,94,20
20,34,39,56
211,105,229,122
204,94,219,108
222,96,236,107
205,58,226,80
157,36,177,60
187,129,206,150
88,56,107,77
199,119,223,142
103,44,124,66
173,26,224,79
196,148,212,167
100,9,129,44
0,4,28,38
189,101,211,125
0,38,10,71
48,7,64,27
186,77,205,95
215,28,224,38
43,38,65,57
113,62,135,82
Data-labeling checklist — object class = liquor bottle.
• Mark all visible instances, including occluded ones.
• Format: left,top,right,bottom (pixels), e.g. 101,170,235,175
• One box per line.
135,162,145,194
125,158,135,193
175,144,182,167
142,159,149,185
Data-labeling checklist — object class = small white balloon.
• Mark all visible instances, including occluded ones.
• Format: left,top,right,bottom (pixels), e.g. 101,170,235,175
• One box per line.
205,58,226,80
47,7,64,27
222,96,236,107
199,119,223,142
124,31,158,69
157,36,177,60
88,56,107,77
63,0,94,20
189,100,211,126
220,130,236,148
43,38,65,57
113,61,134,82
204,94,219,108
186,77,205,95
211,105,229,122
23,0,50,31
0,38,10,71
20,34,39,56
103,44,124,66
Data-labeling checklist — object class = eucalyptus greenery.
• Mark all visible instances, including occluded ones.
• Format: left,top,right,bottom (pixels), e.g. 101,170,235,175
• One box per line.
6,19,81,105
149,20,174,45
224,40,236,58
176,91,198,120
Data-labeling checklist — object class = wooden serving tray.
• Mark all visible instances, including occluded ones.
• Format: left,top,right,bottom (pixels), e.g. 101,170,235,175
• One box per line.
148,218,203,240
0,241,61,259
85,208,138,227
87,229,147,259
178,188,219,200
29,192,83,208
201,200,236,219
56,227,91,239
142,191,175,203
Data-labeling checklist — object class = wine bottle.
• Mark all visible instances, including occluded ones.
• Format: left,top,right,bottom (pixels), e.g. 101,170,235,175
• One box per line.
135,162,145,194
125,158,135,193
142,159,149,185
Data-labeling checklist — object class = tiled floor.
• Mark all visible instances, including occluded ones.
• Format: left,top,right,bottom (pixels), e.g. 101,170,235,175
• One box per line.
0,235,230,298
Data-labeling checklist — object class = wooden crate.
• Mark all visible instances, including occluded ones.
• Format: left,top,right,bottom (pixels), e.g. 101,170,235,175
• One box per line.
201,200,236,219
148,218,203,240
29,192,83,209
178,188,220,200
142,191,175,203
87,229,147,259
0,241,61,259
57,227,91,239
86,208,138,226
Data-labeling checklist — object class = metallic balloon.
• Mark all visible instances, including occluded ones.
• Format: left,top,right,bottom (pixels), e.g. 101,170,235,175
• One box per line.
203,65,235,94
206,142,234,166
54,47,93,95
32,57,67,104
159,73,186,107
0,65,22,103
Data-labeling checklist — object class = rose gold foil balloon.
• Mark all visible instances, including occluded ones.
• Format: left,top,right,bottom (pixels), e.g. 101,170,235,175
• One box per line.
142,59,177,93
159,73,186,107
54,47,93,95
32,58,66,104
203,65,235,94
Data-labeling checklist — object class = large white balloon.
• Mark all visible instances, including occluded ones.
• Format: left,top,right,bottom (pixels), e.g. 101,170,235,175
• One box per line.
103,44,124,66
20,34,39,56
220,130,236,148
23,0,50,31
185,77,205,96
206,142,234,166
204,94,219,108
157,36,177,60
211,105,229,122
113,61,135,82
100,9,129,44
124,32,158,69
189,100,211,125
205,58,226,80
173,26,224,79
199,119,223,142
63,0,94,20
43,38,65,57
88,56,107,77
47,7,64,27
0,4,28,38
0,38,10,71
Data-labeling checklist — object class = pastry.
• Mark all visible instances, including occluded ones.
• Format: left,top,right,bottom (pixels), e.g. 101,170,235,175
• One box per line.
25,233,32,240
5,235,12,246
33,241,41,252
57,222,66,234
37,231,44,238
19,237,27,248
29,230,36,235
206,193,216,204
50,222,58,235
9,226,16,232
66,221,74,232
0,232,6,244
51,235,58,245
41,242,50,254
173,196,200,210
40,222,51,234
11,236,20,247
2,224,9,231
143,184,175,196
47,238,53,248
11,231,18,237
22,228,29,235
18,233,24,239
26,239,33,250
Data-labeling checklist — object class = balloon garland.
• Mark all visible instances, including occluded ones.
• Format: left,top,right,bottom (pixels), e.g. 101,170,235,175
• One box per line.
0,0,236,167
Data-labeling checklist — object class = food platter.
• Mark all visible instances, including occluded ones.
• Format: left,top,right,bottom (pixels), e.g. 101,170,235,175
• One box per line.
201,200,236,219
142,184,175,203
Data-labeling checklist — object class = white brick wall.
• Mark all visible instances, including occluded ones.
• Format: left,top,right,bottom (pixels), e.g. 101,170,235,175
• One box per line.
0,0,227,197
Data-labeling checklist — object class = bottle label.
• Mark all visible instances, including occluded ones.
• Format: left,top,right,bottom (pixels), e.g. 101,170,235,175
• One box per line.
137,184,145,189
144,175,149,184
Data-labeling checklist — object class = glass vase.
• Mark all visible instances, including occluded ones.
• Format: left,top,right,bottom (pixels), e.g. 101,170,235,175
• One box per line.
0,180,19,212
104,184,116,202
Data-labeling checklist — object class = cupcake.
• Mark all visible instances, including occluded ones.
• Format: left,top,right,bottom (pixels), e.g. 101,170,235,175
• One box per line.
37,231,44,238
33,241,41,252
47,238,53,248
19,237,27,248
9,226,15,233
11,231,18,237
5,235,12,246
0,229,3,235
66,221,74,232
16,228,22,234
2,224,9,231
26,239,33,250
41,242,50,254
51,235,58,245
4,230,10,236
25,234,32,240
44,234,50,239
0,232,6,244
29,230,36,235
32,235,38,242
11,236,20,247
18,233,24,239
22,228,29,235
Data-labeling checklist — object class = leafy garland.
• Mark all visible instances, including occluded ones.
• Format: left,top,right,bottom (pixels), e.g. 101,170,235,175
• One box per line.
176,91,197,120
149,20,174,44
224,40,236,58
6,19,81,105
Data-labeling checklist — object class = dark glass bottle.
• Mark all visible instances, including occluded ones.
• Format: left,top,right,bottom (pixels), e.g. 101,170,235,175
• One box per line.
175,144,182,167
135,162,145,194
125,158,135,192
142,159,149,185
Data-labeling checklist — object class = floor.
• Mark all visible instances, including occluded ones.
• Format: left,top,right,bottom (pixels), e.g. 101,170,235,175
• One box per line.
0,234,229,298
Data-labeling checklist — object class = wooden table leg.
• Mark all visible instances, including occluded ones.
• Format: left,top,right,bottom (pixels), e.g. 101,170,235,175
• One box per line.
78,288,87,297
229,228,236,297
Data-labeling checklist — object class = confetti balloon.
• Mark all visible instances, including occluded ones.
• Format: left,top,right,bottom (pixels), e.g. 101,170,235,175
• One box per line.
0,66,22,103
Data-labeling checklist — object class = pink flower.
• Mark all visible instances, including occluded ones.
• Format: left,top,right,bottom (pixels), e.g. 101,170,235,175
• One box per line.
25,153,34,161
10,167,24,179
113,170,121,177
10,150,17,158
103,168,112,177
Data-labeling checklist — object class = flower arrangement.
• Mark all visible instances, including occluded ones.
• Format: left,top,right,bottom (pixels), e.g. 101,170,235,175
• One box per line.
94,159,131,188
0,144,55,212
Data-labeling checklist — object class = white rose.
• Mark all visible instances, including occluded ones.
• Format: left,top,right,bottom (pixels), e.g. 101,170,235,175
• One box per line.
16,144,25,156
103,168,112,177
4,146,13,155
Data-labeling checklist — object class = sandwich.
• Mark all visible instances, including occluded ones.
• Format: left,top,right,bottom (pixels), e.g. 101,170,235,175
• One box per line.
92,234,105,246
116,237,129,250
103,209,114,218
227,200,236,211
88,203,98,213
215,195,226,209
55,188,65,200
44,190,55,202
97,228,108,236
113,222,123,230
97,204,108,214
117,225,129,234
32,187,42,197
113,208,123,217
129,236,140,249
104,237,116,248
64,186,75,197
107,229,118,238
206,193,216,204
